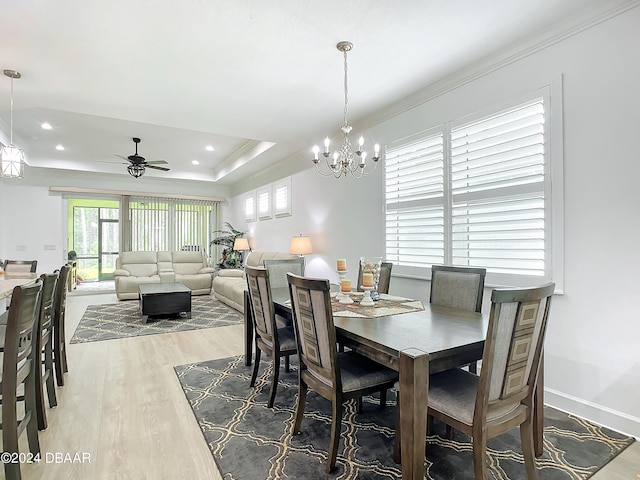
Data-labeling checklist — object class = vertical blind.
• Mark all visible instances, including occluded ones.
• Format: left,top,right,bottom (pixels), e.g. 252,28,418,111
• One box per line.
127,196,217,253
385,95,548,279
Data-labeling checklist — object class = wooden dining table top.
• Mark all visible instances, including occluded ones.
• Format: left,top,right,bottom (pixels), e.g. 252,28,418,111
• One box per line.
271,287,488,372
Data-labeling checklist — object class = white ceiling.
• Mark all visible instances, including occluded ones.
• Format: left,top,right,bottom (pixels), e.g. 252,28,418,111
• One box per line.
0,0,631,184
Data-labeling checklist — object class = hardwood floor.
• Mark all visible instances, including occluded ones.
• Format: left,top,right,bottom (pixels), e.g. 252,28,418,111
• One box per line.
11,293,639,479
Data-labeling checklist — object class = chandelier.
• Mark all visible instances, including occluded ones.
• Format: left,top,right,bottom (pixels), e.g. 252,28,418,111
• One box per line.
312,41,380,179
1,69,25,179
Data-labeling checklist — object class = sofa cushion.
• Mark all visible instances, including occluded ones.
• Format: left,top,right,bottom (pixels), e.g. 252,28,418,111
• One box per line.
172,251,207,275
118,251,159,277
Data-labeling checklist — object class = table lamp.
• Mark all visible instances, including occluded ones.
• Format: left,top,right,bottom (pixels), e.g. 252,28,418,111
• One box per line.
233,238,251,266
289,234,313,257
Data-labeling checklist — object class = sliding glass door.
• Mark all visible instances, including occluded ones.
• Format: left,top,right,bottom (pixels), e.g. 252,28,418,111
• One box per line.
71,202,120,282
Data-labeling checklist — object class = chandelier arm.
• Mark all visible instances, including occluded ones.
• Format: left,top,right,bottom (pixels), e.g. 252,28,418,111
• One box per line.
314,159,344,178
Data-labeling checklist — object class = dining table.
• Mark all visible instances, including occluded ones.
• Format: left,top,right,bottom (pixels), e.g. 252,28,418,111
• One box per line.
243,288,545,480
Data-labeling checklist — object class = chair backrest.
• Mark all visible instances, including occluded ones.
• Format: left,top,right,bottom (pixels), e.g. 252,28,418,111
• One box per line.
53,265,71,331
263,258,305,290
3,259,38,279
357,261,393,294
430,265,487,312
476,283,555,423
287,273,340,389
2,280,43,381
245,266,277,346
37,272,59,334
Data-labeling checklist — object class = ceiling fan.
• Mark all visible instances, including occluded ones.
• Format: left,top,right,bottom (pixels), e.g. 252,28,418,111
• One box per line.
115,137,170,178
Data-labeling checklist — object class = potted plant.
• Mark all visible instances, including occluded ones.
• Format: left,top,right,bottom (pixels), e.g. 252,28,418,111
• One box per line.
210,222,247,269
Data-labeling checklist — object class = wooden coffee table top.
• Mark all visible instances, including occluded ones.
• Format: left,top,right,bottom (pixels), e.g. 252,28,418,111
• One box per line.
138,282,191,295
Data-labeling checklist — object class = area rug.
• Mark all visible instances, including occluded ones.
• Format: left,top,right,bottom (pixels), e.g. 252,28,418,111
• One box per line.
70,296,243,343
175,355,634,480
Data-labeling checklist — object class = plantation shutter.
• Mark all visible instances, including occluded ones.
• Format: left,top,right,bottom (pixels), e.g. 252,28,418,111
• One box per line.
450,98,546,276
385,132,445,268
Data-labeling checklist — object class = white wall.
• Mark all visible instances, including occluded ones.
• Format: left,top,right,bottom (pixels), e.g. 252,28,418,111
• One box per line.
0,183,66,273
226,7,640,437
0,166,231,273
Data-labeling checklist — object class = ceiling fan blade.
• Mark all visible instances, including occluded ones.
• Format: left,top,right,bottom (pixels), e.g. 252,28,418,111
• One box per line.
96,159,128,164
114,154,129,161
146,164,170,172
146,160,168,165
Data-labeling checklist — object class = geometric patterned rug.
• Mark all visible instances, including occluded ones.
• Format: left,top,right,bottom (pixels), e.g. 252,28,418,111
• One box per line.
70,296,243,343
175,355,635,480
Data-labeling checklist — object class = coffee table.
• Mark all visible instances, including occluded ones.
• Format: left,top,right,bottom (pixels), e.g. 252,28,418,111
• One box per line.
138,282,191,323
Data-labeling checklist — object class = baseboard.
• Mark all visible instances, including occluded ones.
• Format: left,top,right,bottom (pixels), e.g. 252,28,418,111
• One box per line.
546,388,640,440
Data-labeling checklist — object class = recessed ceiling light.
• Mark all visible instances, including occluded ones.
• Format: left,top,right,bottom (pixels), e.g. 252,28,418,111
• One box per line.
55,144,65,151
41,122,52,130
192,160,200,165
205,145,214,152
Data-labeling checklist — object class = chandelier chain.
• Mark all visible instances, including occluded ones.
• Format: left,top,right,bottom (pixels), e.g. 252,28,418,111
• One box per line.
9,75,14,144
343,48,349,129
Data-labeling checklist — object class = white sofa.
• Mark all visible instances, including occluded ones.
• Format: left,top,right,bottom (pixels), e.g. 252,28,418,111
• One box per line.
212,251,297,313
114,251,215,300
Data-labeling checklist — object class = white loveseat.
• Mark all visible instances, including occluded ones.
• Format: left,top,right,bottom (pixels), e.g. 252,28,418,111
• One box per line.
114,251,215,300
212,251,297,313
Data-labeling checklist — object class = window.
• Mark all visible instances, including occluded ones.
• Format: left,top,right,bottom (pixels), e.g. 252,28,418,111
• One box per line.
273,177,292,217
385,87,563,288
244,191,256,222
257,186,272,220
126,197,215,253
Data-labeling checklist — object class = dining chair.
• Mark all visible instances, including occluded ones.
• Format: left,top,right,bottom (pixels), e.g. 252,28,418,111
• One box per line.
33,272,60,430
356,261,393,294
287,272,398,473
245,265,297,408
263,257,305,290
430,265,486,371
0,280,43,480
430,264,486,313
423,283,555,480
52,264,71,386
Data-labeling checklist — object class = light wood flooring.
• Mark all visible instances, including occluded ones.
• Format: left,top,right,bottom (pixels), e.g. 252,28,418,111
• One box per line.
8,293,639,479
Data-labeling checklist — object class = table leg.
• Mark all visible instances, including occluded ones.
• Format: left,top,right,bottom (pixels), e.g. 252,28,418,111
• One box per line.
399,349,429,480
534,354,544,457
244,291,253,366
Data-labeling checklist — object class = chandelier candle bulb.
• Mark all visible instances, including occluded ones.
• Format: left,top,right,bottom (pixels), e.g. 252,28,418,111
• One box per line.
340,278,351,293
337,259,347,271
324,137,330,153
362,273,374,287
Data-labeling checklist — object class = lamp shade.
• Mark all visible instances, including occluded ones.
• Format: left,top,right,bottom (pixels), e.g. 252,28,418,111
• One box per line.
289,235,313,255
233,238,250,251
